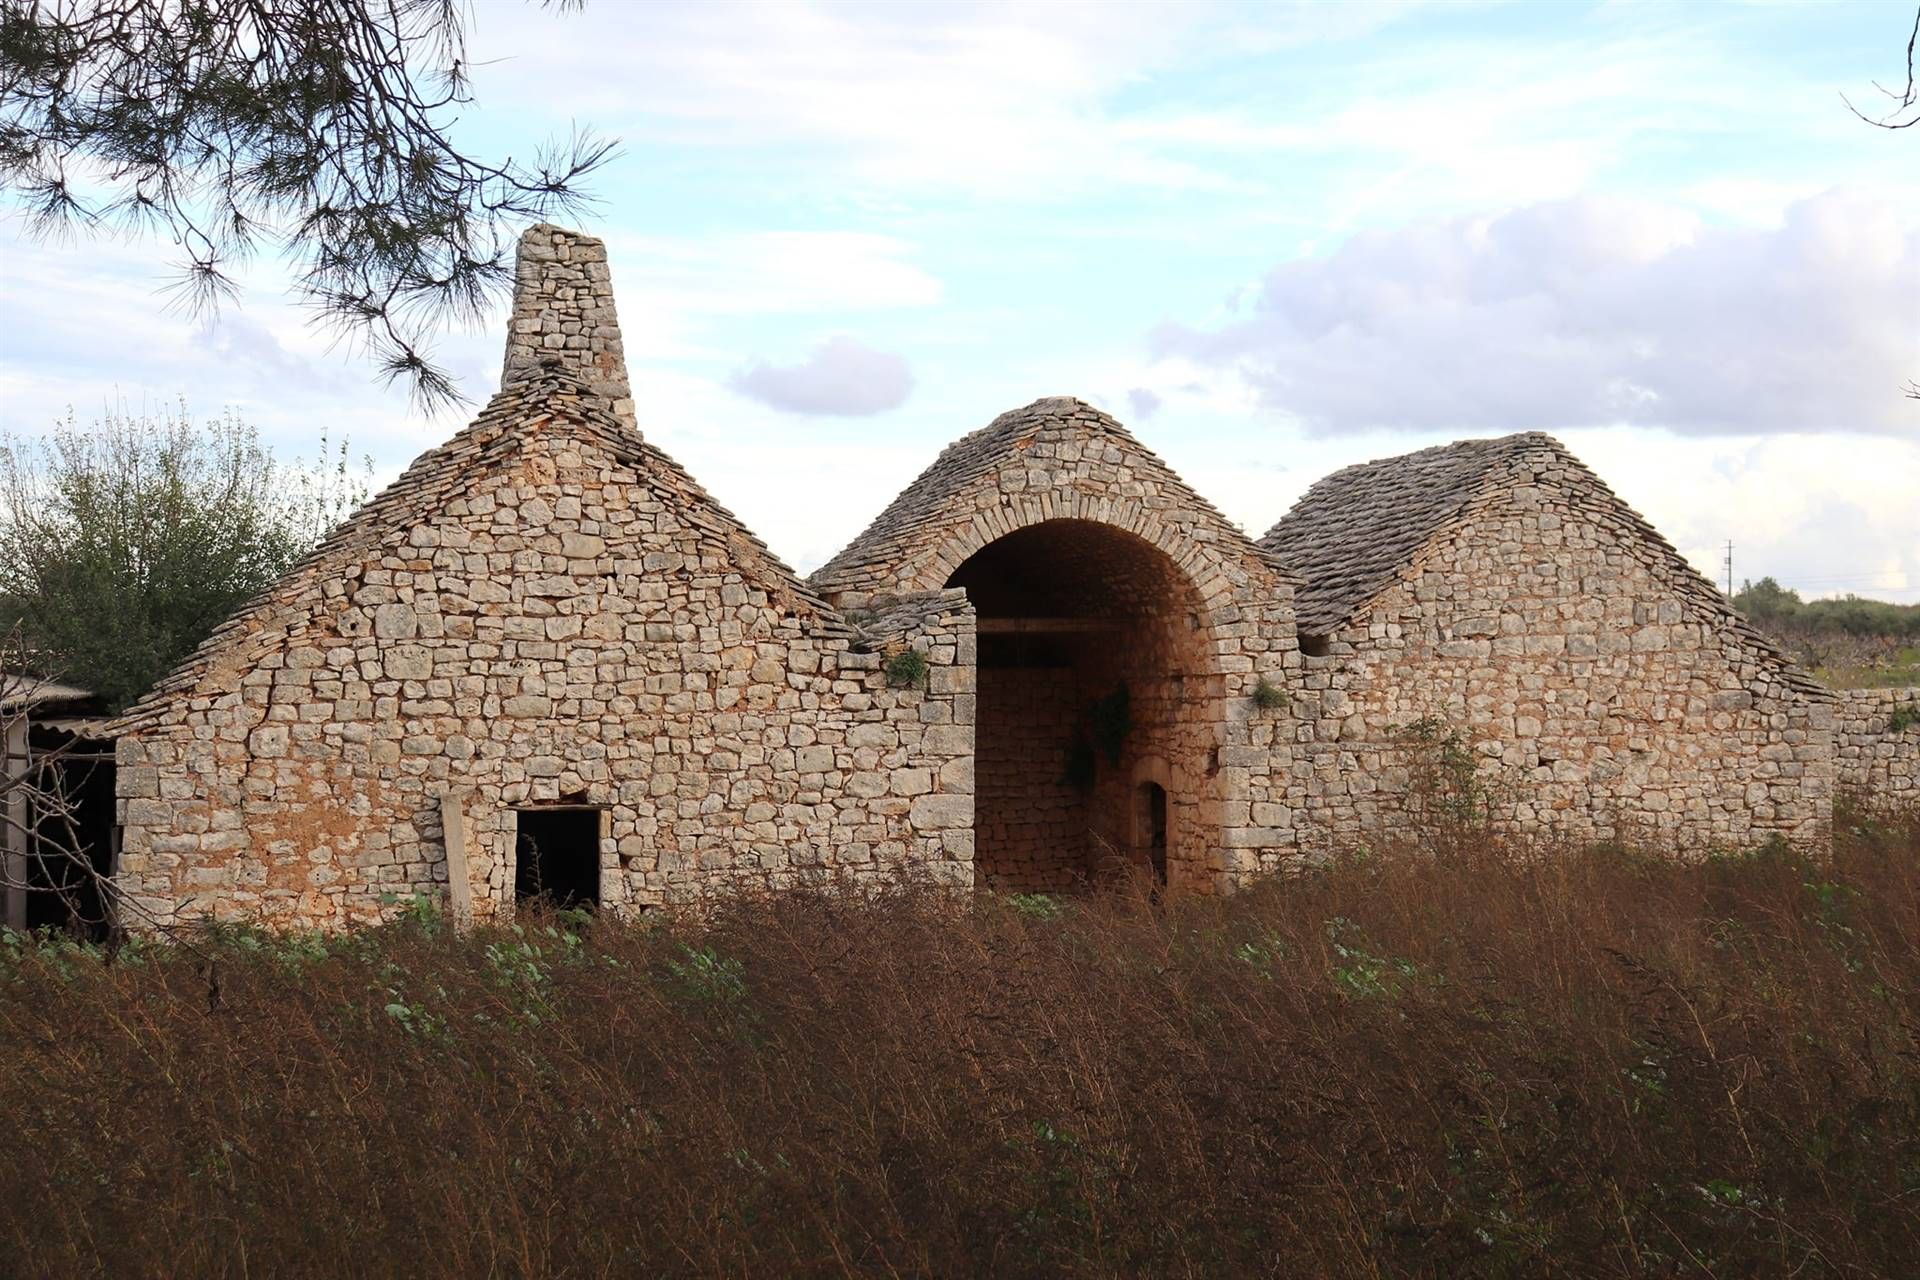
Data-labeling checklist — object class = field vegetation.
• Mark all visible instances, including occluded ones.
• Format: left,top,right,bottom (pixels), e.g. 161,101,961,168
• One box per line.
1735,578,1920,689
1,804,1918,1277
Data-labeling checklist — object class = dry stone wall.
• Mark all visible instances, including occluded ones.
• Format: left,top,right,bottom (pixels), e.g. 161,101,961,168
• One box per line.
1835,687,1920,801
114,404,975,929
1290,447,1833,850
974,667,1085,890
111,224,975,931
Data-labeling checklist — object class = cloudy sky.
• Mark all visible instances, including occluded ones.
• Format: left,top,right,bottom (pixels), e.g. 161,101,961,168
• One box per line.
3,0,1918,600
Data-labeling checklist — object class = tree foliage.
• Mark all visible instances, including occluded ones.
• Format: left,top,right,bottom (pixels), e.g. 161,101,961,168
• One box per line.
1735,576,1920,641
1735,576,1920,689
0,403,370,710
0,0,613,407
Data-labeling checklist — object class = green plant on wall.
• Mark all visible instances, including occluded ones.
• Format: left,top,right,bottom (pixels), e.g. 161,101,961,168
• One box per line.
1890,704,1920,735
1396,715,1506,829
1251,676,1289,712
884,649,930,690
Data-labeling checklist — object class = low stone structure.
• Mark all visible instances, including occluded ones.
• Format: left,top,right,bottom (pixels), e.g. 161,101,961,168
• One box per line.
111,226,974,929
109,223,1854,931
1263,434,1834,849
1835,688,1920,800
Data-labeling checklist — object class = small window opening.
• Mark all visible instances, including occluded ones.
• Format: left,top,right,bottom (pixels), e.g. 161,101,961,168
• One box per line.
1299,633,1331,658
514,807,602,910
1136,781,1168,887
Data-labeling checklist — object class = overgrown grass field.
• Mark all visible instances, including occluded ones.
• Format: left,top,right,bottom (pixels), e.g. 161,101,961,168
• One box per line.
3,807,1919,1277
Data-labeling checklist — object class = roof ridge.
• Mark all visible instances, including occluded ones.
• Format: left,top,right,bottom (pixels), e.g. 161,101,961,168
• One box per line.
1259,432,1826,698
1261,432,1548,636
111,364,848,734
812,395,1266,594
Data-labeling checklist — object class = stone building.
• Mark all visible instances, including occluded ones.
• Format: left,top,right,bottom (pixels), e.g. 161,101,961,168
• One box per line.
1262,433,1835,848
110,226,975,929
108,222,1858,931
811,397,1307,893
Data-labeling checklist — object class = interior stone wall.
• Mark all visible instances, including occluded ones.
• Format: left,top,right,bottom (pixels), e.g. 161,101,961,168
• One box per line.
974,666,1085,891
1292,454,1833,851
1835,687,1920,801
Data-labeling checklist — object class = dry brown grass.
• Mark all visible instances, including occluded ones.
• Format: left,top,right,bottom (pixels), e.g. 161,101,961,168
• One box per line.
2,805,1919,1277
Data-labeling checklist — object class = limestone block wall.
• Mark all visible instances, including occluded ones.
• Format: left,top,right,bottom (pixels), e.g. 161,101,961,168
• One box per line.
1835,687,1920,800
502,224,633,423
113,407,975,931
1293,461,1833,851
974,667,1085,891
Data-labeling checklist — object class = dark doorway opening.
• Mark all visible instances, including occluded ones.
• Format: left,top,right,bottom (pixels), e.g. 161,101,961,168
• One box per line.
946,518,1213,893
26,730,116,941
1136,781,1168,887
514,808,602,910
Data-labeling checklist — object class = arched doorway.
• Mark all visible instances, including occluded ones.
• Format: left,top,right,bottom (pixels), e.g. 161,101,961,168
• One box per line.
1135,781,1168,887
945,519,1220,892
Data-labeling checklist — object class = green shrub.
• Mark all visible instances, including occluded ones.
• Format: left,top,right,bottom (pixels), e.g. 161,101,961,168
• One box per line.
883,648,929,690
1251,676,1289,711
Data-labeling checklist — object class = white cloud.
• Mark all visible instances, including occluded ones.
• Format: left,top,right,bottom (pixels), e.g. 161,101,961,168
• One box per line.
466,1,1420,198
1566,429,1920,604
1154,189,1920,437
730,335,914,417
603,231,942,321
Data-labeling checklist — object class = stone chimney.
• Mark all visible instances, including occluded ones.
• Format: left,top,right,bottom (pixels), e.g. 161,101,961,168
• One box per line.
502,223,634,426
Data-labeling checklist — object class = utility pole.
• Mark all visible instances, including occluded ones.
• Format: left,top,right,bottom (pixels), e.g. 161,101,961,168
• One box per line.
1724,540,1733,597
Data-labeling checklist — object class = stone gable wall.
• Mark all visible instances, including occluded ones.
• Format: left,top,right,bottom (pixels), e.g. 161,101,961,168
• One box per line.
1835,687,1920,801
1292,449,1833,850
114,422,974,930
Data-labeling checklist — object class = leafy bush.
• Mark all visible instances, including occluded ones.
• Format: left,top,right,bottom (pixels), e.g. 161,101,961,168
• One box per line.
1734,577,1920,688
0,404,370,709
3,815,1920,1276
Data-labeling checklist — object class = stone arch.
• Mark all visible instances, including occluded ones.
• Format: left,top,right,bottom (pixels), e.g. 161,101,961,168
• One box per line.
906,490,1250,639
943,516,1227,893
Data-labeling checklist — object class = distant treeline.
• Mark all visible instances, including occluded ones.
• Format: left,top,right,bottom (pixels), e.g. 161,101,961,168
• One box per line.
1734,578,1920,640
1733,578,1920,688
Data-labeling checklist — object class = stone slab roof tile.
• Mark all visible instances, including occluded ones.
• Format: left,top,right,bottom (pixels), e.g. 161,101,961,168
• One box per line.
111,362,849,736
1259,431,1826,699
812,396,1293,594
849,589,975,651
1260,433,1542,639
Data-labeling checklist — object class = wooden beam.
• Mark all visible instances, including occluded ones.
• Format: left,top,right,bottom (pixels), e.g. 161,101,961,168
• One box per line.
977,617,1128,635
